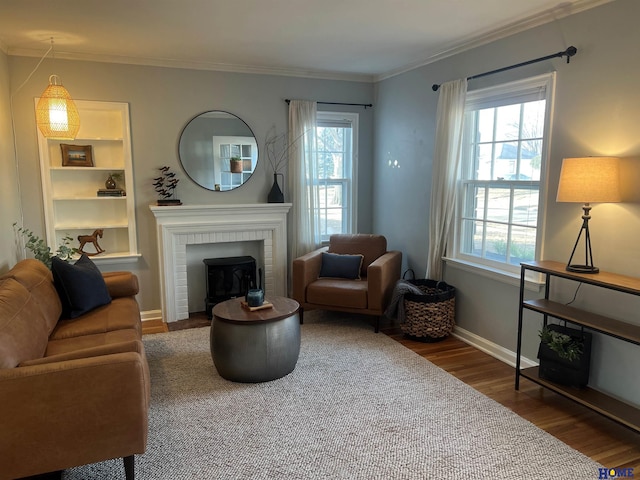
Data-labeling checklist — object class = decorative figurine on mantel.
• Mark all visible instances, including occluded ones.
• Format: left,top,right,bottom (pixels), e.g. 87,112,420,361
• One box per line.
153,166,181,205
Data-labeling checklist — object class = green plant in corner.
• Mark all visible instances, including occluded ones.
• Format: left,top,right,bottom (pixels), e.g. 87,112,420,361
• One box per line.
539,325,584,361
13,223,78,269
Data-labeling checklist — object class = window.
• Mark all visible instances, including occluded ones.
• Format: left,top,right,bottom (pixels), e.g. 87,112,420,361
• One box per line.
454,74,555,274
315,112,358,242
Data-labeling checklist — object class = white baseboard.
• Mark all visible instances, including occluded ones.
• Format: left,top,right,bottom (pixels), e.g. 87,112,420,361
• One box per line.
141,309,163,322
452,326,538,369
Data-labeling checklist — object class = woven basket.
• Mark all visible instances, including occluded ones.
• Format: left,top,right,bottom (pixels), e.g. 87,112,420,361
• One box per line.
401,273,456,342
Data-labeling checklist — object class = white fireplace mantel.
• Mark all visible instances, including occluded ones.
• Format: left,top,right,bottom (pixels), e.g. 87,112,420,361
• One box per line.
150,203,292,323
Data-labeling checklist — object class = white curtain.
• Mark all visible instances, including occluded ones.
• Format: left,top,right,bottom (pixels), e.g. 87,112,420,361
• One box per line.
288,99,319,260
426,79,468,280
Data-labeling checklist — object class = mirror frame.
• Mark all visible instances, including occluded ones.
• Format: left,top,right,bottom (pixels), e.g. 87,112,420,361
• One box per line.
178,110,258,191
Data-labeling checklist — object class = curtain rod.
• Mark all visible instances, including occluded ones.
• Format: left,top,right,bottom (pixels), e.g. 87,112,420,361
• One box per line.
285,99,373,109
432,46,577,92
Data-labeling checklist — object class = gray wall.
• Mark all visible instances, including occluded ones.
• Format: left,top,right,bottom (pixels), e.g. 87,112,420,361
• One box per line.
374,0,640,406
0,50,21,271
7,58,374,312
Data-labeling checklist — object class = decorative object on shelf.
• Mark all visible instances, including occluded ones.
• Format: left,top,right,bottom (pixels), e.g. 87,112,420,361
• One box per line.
105,174,116,189
267,173,285,203
556,156,621,274
538,323,592,387
230,156,243,173
60,144,93,167
13,223,78,269
97,188,126,197
153,166,181,205
77,229,105,256
105,171,122,190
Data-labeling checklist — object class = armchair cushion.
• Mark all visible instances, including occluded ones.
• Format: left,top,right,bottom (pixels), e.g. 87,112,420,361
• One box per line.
307,278,368,309
319,252,364,280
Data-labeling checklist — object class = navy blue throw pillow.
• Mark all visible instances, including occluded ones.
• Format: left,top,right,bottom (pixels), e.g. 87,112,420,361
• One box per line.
319,252,364,280
52,254,112,319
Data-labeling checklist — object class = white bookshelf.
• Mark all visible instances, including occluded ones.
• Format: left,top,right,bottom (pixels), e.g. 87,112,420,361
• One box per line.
36,100,139,263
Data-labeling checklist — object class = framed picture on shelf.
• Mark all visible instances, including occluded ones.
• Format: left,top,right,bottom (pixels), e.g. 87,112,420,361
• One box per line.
61,144,93,167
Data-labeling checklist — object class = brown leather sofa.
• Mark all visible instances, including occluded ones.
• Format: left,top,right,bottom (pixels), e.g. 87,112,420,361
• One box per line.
292,234,402,332
0,259,149,480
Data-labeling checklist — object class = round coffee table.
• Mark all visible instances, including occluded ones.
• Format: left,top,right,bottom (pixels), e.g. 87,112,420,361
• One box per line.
210,296,300,382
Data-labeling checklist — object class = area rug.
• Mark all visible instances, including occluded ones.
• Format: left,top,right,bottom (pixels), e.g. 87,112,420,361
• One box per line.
64,312,602,479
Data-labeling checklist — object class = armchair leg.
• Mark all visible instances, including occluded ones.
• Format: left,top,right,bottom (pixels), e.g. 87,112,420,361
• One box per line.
123,455,134,480
299,307,304,324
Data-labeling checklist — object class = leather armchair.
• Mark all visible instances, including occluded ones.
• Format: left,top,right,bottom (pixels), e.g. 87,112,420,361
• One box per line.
292,234,402,332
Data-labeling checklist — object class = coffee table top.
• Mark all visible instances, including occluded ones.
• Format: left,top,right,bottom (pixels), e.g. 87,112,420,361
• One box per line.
212,296,300,325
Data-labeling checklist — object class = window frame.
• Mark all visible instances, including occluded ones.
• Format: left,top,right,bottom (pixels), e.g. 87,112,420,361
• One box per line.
449,73,556,280
315,111,358,242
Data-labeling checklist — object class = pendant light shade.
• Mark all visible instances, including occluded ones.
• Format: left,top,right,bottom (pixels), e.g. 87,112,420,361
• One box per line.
36,74,80,140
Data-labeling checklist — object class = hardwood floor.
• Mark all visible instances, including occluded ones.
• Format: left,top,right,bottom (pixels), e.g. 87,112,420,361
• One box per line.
143,314,640,470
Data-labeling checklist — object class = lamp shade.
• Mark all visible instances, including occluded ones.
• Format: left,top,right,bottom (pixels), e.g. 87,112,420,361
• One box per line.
35,75,80,140
556,156,621,203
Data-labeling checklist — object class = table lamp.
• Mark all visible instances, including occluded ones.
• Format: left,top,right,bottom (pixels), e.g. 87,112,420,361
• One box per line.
556,156,621,273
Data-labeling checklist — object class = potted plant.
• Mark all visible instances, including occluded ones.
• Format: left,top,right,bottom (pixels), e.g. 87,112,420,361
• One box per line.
230,157,243,173
538,323,591,387
13,224,78,269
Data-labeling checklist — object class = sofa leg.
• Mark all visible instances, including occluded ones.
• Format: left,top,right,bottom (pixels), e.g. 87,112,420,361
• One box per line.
123,455,134,480
375,316,380,333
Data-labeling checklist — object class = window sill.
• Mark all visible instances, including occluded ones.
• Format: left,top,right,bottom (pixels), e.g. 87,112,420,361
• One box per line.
443,257,544,292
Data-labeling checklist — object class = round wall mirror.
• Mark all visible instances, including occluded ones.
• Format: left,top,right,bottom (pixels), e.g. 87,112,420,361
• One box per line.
178,111,258,191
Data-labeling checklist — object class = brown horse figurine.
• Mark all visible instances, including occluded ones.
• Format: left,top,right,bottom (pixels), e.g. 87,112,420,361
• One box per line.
78,229,105,256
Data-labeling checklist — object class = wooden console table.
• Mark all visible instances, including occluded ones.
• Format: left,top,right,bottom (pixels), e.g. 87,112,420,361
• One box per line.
515,260,640,434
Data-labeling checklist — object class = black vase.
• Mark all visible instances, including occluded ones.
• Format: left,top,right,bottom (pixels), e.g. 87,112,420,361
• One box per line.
268,173,284,203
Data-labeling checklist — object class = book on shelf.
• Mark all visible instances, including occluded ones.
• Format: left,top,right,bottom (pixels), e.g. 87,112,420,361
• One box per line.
97,189,126,197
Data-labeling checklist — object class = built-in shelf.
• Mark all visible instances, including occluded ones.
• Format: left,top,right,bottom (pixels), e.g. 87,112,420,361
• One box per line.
516,260,640,434
36,100,138,262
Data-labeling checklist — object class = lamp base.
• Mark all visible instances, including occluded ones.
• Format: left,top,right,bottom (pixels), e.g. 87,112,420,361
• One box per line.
566,264,599,274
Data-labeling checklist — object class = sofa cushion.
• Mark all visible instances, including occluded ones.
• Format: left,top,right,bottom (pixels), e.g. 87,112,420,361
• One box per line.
50,297,142,340
52,255,112,319
307,278,368,309
0,278,50,368
319,252,364,280
45,328,141,357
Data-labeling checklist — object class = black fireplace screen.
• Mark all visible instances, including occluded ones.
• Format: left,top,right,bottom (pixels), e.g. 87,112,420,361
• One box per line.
204,256,257,319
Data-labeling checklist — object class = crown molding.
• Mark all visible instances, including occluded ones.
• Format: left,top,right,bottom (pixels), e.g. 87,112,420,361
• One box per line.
4,0,616,84
7,47,375,84
375,0,617,82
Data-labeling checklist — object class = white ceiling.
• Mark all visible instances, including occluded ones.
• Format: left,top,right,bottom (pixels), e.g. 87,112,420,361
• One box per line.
0,0,614,81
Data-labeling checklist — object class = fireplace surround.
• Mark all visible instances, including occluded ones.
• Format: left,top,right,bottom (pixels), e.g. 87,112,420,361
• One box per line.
150,203,291,323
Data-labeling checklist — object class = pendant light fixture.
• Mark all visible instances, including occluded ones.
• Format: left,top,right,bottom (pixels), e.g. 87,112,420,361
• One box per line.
35,39,80,140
